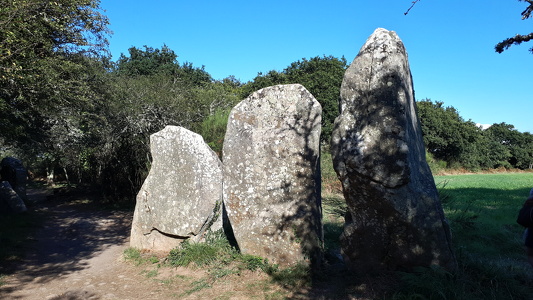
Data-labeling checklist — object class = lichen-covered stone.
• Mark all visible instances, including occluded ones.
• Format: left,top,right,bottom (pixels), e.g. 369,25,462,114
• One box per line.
331,28,456,273
130,126,222,252
1,157,28,202
223,84,323,267
0,181,27,214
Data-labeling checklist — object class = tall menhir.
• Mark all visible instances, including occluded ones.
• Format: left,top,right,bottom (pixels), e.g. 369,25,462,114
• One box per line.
331,28,457,273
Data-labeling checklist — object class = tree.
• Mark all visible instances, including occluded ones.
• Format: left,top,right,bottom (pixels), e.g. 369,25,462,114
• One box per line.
416,100,466,163
115,45,179,77
0,0,112,185
495,0,533,53
115,45,212,86
284,56,348,144
416,99,492,170
100,45,239,199
486,123,533,169
0,0,111,147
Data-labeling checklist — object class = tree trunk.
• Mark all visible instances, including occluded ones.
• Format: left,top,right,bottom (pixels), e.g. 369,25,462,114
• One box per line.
63,167,70,185
47,167,54,186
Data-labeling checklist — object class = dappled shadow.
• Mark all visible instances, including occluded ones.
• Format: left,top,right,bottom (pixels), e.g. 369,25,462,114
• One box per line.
288,184,533,299
328,49,457,273
272,89,324,267
0,187,132,299
223,84,324,267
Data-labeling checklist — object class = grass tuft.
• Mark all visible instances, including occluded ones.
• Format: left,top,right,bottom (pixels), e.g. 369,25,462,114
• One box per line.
123,247,160,266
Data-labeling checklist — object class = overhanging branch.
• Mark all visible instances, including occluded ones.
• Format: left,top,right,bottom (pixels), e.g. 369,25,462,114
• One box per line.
495,32,533,53
404,0,421,15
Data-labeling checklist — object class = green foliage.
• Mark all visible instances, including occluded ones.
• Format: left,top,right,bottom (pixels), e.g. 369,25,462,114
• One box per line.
114,45,212,86
321,146,340,189
168,240,230,268
417,99,531,171
115,45,179,77
486,123,533,169
195,108,235,158
417,99,475,165
167,230,237,268
0,0,110,146
425,151,447,175
238,254,268,271
92,46,239,199
196,108,230,155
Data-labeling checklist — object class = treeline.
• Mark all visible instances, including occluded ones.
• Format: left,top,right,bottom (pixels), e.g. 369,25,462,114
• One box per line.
1,1,531,202
418,101,533,172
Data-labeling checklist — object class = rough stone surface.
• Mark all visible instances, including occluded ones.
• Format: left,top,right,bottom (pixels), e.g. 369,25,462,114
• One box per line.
223,84,323,267
331,28,456,273
1,157,28,202
130,126,223,252
0,181,27,213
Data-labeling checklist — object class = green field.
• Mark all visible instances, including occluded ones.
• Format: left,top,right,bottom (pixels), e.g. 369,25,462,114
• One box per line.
434,173,532,253
324,172,533,299
396,173,533,299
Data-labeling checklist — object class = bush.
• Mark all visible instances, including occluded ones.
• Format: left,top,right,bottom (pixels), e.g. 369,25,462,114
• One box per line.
196,108,231,156
426,150,447,175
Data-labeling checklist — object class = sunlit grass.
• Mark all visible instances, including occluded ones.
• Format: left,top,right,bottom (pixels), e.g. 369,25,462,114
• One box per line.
394,173,533,300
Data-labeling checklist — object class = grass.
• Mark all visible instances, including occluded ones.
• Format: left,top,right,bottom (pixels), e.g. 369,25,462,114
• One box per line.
319,172,533,299
163,230,311,295
390,173,533,300
133,171,533,299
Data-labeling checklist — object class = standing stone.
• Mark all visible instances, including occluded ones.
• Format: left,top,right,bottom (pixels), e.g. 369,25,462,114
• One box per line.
0,181,27,213
223,84,323,267
130,126,223,252
1,157,28,202
331,28,456,272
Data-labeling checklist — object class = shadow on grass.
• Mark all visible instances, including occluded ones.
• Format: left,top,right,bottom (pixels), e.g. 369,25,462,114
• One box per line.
291,185,533,299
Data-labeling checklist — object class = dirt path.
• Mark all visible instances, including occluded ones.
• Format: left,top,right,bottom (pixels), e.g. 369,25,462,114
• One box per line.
0,188,185,300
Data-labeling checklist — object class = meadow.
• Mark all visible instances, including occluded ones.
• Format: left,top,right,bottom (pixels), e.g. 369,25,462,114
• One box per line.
393,173,533,299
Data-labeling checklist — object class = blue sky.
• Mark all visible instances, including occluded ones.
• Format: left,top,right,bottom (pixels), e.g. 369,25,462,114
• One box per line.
100,0,532,133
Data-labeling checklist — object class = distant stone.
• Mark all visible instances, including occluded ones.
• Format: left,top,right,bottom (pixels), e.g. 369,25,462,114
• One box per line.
130,126,223,252
0,181,27,213
223,84,323,267
331,28,456,272
1,157,28,202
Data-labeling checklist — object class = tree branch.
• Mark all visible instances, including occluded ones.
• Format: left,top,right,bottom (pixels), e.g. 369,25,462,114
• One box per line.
404,0,422,15
521,0,533,19
495,1,533,53
495,32,533,53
